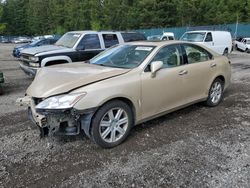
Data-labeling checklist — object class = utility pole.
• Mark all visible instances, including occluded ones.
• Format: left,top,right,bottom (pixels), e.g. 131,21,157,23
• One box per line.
234,13,238,39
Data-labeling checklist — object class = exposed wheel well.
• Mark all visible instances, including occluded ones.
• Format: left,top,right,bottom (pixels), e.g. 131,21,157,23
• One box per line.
215,75,225,86
45,60,68,67
86,97,136,138
100,97,136,121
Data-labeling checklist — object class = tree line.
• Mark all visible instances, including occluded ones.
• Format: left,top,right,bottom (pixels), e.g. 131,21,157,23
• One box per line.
0,0,249,35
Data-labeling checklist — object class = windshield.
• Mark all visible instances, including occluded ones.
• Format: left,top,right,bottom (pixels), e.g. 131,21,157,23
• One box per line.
181,32,206,42
29,39,43,46
55,32,81,48
90,44,155,69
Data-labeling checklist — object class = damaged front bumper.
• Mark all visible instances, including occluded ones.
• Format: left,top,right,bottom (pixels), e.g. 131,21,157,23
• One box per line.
17,96,96,138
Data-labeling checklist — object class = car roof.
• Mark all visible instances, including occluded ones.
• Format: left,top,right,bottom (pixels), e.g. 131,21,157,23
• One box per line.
186,30,230,33
126,40,219,56
127,40,188,47
67,30,141,34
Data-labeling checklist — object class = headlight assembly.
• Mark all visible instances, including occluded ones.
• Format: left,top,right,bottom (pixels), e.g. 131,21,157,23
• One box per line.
29,62,39,67
29,56,39,62
35,93,87,110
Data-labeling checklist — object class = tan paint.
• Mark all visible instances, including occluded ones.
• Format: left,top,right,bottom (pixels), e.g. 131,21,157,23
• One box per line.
25,41,231,124
26,62,130,98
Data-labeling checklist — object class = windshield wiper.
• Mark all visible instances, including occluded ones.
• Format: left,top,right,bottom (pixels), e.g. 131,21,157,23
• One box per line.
55,44,64,47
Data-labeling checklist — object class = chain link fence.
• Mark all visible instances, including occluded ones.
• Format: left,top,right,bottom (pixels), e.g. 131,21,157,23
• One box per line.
136,23,250,39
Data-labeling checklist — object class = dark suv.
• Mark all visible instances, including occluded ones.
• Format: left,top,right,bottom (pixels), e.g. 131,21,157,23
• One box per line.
13,38,58,58
19,31,146,76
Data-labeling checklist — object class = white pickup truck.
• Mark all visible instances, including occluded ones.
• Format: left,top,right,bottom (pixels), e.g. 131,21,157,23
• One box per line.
234,37,250,53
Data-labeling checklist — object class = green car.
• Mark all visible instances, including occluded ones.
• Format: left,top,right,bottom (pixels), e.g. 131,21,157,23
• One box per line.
0,72,4,94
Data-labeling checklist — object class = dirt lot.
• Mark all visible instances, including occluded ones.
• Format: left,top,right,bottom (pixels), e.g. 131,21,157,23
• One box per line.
0,43,250,188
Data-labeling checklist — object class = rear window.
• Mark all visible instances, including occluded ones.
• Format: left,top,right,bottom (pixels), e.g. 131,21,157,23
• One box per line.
121,33,146,42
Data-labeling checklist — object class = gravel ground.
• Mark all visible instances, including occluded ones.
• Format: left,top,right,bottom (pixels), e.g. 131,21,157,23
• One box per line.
0,44,250,188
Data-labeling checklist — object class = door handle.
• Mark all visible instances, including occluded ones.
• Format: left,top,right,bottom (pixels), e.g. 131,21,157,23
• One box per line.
210,63,216,68
179,70,188,75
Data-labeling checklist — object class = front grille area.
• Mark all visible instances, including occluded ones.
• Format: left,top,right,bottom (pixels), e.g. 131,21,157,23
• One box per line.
22,61,29,66
21,54,30,61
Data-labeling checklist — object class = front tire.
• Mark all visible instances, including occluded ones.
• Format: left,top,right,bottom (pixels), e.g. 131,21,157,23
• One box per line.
235,44,238,50
223,48,228,56
91,100,133,148
206,78,224,107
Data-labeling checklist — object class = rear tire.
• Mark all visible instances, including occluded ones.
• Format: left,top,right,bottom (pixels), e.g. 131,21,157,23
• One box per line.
91,100,133,148
0,85,3,95
206,78,224,107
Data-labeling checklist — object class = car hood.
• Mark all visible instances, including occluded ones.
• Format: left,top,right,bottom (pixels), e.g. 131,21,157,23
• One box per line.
21,45,73,56
15,44,30,49
26,63,130,98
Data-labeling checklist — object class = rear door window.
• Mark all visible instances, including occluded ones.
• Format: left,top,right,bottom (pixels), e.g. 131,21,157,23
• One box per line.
184,44,212,64
102,34,119,48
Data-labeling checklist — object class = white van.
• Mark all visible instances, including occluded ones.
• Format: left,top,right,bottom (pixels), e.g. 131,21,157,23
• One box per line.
180,30,232,55
161,32,175,40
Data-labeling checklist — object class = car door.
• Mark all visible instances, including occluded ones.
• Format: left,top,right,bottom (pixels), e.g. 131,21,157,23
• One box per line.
180,44,217,102
203,32,215,50
141,44,189,119
76,34,103,61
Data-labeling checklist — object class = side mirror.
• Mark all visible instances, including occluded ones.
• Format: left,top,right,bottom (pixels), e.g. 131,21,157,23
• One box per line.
150,61,163,78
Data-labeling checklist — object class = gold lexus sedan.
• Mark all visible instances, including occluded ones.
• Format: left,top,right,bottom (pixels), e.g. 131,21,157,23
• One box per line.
18,41,231,148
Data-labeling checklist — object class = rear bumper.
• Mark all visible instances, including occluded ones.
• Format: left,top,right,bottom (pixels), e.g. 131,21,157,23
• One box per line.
19,62,38,76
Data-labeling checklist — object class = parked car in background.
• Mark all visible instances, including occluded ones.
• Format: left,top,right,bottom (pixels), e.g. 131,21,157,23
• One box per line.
11,36,32,44
13,38,58,58
19,31,146,76
161,32,175,40
234,37,250,53
17,41,231,148
147,35,162,40
147,32,175,41
180,30,232,55
0,36,10,43
32,35,55,42
0,71,4,94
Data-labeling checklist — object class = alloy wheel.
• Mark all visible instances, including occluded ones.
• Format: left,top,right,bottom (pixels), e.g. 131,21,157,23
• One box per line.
99,108,129,143
210,82,222,104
